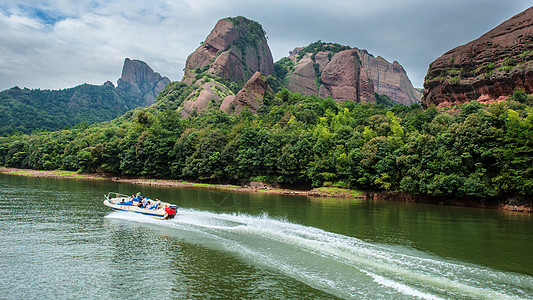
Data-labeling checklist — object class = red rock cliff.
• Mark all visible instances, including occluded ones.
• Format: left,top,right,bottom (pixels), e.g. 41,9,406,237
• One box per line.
423,6,533,108
220,71,273,114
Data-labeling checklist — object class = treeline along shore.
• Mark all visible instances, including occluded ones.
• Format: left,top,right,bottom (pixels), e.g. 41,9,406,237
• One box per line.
1,88,532,213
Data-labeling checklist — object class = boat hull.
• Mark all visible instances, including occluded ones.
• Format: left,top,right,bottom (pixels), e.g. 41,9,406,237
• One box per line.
105,201,169,219
103,194,177,220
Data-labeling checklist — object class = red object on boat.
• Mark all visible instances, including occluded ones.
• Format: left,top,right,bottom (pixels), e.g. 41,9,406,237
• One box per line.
165,206,176,216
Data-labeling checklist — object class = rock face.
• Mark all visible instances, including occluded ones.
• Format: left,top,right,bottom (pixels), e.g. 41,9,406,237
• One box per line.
221,72,273,114
286,47,375,103
284,43,420,104
287,55,319,95
423,7,533,108
116,58,170,106
318,49,375,103
357,50,421,105
182,16,274,86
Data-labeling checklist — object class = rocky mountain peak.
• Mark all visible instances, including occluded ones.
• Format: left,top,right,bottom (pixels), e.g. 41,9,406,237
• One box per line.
317,48,376,103
182,16,274,86
117,58,170,106
169,21,424,117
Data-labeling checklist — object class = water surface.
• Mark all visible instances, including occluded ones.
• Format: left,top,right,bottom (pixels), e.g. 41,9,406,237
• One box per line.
1,174,532,299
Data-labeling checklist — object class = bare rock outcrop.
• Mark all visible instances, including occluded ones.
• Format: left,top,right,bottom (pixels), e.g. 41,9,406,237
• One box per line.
318,49,375,103
182,16,274,86
284,43,420,104
423,6,533,108
176,16,275,116
116,58,170,106
220,71,273,114
287,56,318,95
357,50,421,105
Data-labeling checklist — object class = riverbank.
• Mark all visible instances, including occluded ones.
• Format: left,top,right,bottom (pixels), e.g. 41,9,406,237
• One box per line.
1,167,530,213
0,167,364,199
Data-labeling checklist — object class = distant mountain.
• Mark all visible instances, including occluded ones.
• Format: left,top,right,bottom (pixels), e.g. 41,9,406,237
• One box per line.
117,58,170,106
0,58,169,135
423,6,533,108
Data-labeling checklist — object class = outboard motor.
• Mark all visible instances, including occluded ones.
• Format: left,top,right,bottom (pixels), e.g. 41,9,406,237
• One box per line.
166,205,178,219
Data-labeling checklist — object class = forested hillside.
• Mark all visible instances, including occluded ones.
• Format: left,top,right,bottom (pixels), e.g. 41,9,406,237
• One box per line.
0,58,169,135
0,84,131,134
1,87,531,202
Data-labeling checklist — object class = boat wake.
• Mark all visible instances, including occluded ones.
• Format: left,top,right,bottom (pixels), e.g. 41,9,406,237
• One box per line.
106,209,533,299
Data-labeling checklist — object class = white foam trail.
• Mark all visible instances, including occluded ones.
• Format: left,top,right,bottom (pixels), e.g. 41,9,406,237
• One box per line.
105,209,533,299
362,270,444,300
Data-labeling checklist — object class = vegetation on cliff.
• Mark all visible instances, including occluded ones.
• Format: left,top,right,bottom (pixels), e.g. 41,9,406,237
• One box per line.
295,41,351,61
1,87,532,202
225,16,267,57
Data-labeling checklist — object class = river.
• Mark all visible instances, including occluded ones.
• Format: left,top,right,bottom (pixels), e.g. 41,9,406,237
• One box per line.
1,173,532,299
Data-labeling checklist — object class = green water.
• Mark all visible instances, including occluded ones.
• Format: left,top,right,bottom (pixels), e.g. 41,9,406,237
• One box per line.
1,173,532,299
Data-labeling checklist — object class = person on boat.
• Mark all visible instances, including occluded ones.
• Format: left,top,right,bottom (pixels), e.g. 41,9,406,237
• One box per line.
150,198,161,210
137,198,144,208
142,197,149,207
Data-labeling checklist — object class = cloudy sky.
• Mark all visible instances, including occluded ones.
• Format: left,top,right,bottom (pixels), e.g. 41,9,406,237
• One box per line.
0,1,531,91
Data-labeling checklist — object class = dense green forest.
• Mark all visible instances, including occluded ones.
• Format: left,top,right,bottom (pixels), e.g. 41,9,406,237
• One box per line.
1,86,532,202
0,83,146,135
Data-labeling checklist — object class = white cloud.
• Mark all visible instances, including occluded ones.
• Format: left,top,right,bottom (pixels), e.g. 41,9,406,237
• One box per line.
0,0,216,89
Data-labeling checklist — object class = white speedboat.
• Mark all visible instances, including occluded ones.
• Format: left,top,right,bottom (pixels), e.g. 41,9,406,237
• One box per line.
103,192,177,220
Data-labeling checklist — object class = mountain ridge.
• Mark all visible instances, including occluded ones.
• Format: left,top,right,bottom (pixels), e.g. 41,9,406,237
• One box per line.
0,58,169,134
161,17,421,117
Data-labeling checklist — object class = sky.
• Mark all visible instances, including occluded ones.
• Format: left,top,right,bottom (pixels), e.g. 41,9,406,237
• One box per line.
0,1,531,91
